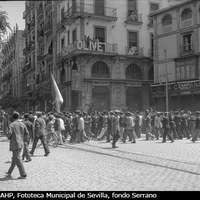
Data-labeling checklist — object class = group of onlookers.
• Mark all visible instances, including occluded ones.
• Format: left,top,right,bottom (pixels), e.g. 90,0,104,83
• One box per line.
1,108,200,179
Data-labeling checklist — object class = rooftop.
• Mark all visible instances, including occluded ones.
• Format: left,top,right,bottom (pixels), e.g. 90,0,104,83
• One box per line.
149,0,194,16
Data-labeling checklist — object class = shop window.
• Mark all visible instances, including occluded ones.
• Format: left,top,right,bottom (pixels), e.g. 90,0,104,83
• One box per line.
162,15,172,26
126,64,141,79
92,61,109,78
181,8,192,21
176,58,195,81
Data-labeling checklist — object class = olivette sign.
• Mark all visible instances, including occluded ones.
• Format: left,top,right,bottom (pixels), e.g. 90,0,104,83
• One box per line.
62,40,115,56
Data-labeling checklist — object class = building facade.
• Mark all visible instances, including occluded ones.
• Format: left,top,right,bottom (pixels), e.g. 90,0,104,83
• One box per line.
0,26,25,112
21,0,182,112
150,0,200,111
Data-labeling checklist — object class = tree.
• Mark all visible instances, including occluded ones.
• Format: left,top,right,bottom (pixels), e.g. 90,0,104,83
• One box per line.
0,8,10,45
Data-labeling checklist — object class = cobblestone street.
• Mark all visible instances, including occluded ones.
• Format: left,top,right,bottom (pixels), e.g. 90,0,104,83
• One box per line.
1,136,200,191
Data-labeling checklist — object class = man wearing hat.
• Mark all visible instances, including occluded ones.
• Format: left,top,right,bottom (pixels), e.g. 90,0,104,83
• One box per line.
30,111,50,156
191,111,200,142
5,112,28,179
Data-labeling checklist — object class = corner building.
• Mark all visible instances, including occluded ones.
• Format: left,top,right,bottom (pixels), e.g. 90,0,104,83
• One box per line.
150,0,200,111
55,0,179,112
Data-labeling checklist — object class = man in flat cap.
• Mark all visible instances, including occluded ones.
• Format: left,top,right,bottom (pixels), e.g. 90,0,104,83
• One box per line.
30,111,50,156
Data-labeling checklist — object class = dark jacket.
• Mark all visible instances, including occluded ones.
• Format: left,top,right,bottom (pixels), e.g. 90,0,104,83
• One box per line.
23,120,33,141
34,117,46,137
7,119,29,151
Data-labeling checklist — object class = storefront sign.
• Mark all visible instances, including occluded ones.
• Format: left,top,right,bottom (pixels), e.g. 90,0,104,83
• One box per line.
93,81,109,86
126,82,142,87
62,40,115,56
151,80,200,93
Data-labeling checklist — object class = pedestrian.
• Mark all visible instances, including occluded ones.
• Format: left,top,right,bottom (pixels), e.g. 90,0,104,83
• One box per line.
5,112,28,179
97,111,108,141
30,111,50,156
111,110,121,148
162,112,174,143
22,113,32,162
191,111,200,142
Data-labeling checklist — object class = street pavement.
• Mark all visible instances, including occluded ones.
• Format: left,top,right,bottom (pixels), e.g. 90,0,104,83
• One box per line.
1,135,200,191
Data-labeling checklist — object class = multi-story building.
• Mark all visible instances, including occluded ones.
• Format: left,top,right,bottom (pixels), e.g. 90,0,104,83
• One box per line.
55,0,181,112
0,25,25,112
21,0,182,112
150,0,200,111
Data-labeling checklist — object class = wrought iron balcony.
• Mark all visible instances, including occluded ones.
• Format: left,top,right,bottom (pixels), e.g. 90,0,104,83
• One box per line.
45,21,52,35
63,2,117,25
22,63,32,74
126,46,144,57
125,11,143,25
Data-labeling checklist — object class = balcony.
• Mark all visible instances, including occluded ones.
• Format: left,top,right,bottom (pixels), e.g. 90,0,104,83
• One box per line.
44,1,52,11
30,20,35,30
37,30,44,41
126,46,144,57
22,63,32,74
62,40,118,58
45,22,52,35
147,17,153,29
180,44,194,56
63,2,117,26
124,11,143,25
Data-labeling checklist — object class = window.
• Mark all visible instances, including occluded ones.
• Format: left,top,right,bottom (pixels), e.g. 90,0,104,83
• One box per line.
95,0,105,16
92,61,109,78
181,8,192,21
67,30,70,44
95,27,105,42
150,3,159,12
162,15,172,26
128,0,137,20
60,68,66,83
61,37,65,50
128,31,138,55
61,7,65,21
72,29,77,43
182,33,192,52
126,64,142,79
176,58,195,80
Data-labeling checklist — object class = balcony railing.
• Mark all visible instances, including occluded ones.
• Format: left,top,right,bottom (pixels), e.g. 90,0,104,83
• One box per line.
125,11,143,25
37,30,44,40
62,40,118,57
126,46,144,56
63,2,117,25
22,63,31,74
180,44,194,56
45,22,52,34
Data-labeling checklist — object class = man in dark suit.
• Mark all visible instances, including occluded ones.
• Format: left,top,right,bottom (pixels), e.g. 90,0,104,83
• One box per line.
30,111,50,156
5,112,28,179
22,113,32,162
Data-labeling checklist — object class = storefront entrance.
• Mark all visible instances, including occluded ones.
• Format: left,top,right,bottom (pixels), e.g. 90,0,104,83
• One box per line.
126,88,141,112
92,86,110,111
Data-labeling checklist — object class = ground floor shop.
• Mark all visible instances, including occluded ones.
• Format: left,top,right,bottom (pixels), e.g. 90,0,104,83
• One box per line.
151,80,200,111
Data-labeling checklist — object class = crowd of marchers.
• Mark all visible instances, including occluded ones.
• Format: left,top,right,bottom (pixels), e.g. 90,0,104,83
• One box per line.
1,108,200,179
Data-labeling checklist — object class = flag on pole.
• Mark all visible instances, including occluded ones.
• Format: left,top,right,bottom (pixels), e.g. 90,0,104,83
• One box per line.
50,73,64,113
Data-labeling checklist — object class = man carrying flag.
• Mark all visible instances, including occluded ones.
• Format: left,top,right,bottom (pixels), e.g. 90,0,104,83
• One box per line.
50,73,64,113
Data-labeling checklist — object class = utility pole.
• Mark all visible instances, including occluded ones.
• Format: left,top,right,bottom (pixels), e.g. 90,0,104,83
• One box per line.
164,49,169,112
